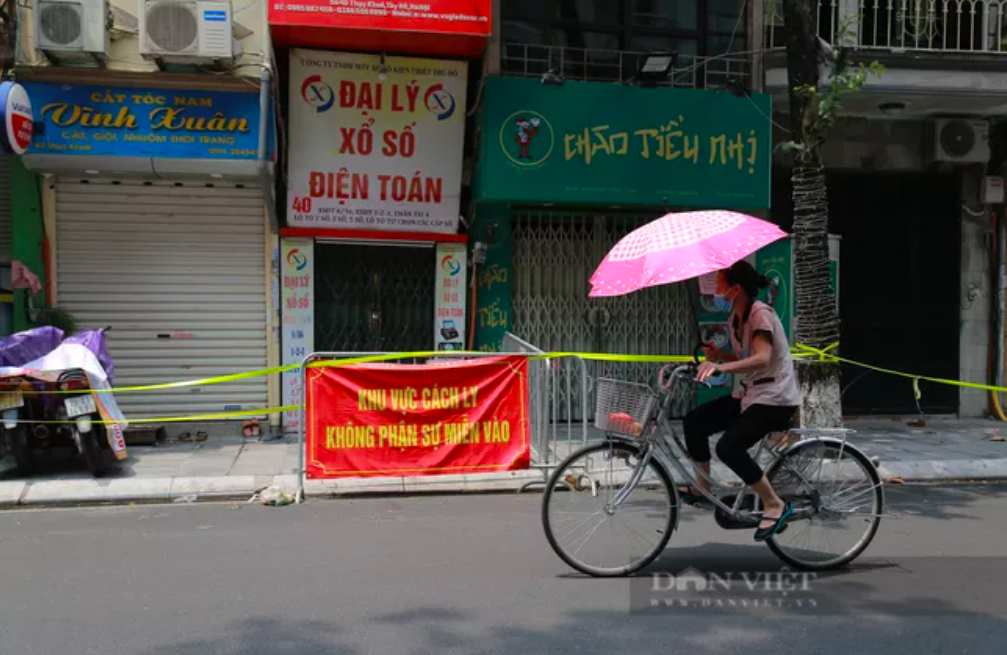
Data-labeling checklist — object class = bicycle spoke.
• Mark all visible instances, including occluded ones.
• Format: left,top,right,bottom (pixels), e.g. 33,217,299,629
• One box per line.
767,440,883,570
544,440,676,576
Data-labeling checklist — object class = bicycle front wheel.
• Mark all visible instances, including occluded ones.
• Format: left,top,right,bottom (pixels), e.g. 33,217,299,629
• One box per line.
542,440,678,577
766,439,884,571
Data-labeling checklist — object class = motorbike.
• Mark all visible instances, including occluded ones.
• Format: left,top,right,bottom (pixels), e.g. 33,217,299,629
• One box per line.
0,326,120,477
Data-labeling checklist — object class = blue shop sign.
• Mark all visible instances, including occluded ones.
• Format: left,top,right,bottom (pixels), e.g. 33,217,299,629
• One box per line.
23,83,267,160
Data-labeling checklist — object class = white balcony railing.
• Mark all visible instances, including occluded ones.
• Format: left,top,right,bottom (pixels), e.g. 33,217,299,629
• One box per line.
765,0,1007,55
501,43,752,90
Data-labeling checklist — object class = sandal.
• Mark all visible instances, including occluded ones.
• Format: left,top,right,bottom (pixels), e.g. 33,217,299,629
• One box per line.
754,503,794,542
178,432,193,443
242,420,261,438
195,431,208,443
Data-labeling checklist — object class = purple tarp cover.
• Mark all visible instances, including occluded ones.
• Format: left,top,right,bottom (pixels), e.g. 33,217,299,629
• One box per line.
64,330,115,384
0,327,114,383
0,326,65,368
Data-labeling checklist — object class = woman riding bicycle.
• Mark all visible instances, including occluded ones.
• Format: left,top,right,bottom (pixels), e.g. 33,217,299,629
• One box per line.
681,260,802,542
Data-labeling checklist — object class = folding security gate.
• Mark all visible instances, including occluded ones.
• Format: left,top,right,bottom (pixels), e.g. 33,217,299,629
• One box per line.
55,178,269,418
511,210,697,418
314,243,435,353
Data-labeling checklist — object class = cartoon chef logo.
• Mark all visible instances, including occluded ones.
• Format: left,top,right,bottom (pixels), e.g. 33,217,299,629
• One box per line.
499,110,554,168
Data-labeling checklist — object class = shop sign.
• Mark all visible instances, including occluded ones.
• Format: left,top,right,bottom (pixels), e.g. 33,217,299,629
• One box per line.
287,49,467,233
305,356,530,478
282,238,315,434
23,83,265,159
435,242,467,350
477,77,771,209
0,82,34,156
269,0,491,37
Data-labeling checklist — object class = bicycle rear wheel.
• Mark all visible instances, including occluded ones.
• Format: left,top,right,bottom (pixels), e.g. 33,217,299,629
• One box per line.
766,439,883,571
542,440,678,577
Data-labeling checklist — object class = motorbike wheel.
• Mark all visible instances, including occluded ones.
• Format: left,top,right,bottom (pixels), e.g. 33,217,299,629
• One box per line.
79,428,106,478
8,426,35,476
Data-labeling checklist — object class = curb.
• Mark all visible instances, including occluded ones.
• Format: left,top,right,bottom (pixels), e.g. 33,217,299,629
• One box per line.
3,460,1007,508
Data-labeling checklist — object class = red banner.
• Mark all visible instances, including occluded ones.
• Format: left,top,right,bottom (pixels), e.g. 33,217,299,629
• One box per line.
269,0,491,36
306,356,529,478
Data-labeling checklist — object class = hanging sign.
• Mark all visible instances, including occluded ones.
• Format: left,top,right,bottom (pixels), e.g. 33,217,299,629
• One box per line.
305,356,530,478
282,238,315,433
435,242,467,351
287,49,467,233
0,82,34,156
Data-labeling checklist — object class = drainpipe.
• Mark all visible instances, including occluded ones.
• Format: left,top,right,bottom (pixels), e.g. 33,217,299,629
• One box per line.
258,68,279,232
997,210,1006,396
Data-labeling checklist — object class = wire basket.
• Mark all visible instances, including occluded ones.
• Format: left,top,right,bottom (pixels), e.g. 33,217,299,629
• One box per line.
594,378,658,437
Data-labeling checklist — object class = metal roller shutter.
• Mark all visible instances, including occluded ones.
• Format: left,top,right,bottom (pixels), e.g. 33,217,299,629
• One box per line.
56,178,268,418
0,158,12,263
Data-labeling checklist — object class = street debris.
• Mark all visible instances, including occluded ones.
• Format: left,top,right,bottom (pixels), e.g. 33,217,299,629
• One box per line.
249,486,294,507
887,477,907,485
988,436,1006,442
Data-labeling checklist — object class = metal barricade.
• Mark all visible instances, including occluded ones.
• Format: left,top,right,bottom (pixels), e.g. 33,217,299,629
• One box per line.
501,333,590,474
297,349,589,498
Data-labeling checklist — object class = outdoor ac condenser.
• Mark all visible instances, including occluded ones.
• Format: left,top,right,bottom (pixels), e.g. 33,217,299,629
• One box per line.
139,0,234,66
33,0,110,61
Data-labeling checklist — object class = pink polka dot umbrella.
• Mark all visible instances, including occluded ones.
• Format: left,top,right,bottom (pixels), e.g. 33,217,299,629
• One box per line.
588,210,788,297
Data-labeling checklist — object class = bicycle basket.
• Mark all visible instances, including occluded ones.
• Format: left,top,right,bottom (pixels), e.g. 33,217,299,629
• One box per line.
594,378,658,437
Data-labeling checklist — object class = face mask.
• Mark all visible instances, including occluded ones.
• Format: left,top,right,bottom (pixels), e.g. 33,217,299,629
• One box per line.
713,294,733,313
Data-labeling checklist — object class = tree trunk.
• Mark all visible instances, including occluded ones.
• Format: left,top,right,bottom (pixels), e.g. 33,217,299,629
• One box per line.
782,0,844,427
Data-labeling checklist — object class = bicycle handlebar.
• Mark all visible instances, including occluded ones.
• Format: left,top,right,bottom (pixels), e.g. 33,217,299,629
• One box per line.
657,362,709,393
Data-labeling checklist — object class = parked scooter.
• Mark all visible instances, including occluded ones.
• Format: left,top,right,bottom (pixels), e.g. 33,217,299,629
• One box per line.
0,327,118,477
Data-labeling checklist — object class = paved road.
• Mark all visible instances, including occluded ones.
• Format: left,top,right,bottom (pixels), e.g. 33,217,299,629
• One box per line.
2,484,1007,655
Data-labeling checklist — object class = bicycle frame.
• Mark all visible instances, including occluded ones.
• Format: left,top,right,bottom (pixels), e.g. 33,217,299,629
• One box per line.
604,367,876,523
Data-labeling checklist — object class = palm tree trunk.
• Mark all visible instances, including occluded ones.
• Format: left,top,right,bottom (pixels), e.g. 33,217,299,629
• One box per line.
782,0,843,427
792,167,843,427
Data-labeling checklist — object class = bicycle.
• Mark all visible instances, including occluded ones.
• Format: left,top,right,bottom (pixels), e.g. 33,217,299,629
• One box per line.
541,362,885,577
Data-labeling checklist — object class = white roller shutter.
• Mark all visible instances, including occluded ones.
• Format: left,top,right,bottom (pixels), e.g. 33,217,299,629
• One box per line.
56,178,268,418
0,158,12,263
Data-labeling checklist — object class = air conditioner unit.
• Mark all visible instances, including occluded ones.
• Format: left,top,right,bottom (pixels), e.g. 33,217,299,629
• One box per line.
932,119,990,164
33,0,109,60
139,0,234,65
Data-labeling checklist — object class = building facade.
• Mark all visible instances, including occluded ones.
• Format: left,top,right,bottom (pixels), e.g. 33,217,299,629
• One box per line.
474,0,1006,418
9,0,278,419
267,0,492,432
761,0,1007,417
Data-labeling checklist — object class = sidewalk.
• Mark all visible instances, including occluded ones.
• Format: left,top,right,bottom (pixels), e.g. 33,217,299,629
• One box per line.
1,417,1007,507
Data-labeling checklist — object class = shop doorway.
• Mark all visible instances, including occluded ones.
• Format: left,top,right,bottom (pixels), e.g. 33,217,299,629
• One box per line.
314,243,436,353
828,171,961,414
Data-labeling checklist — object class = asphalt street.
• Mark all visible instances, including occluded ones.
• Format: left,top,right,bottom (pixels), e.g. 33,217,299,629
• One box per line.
2,484,1007,655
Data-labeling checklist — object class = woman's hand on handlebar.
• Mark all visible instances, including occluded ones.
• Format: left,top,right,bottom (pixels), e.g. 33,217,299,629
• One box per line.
696,361,722,383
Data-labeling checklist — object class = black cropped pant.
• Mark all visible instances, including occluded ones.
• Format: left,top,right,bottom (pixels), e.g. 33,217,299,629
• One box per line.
682,395,797,485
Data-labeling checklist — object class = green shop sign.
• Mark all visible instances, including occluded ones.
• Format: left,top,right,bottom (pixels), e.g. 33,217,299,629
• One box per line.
477,77,771,209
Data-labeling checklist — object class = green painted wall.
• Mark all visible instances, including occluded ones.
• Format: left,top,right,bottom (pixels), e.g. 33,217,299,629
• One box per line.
470,201,513,352
9,158,45,332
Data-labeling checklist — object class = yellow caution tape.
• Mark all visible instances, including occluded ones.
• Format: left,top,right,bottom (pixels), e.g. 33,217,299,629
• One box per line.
8,404,303,426
14,342,1007,425
793,342,1007,396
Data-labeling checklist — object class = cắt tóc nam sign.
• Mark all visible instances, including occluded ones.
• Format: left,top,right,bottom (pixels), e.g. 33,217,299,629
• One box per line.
23,83,266,160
